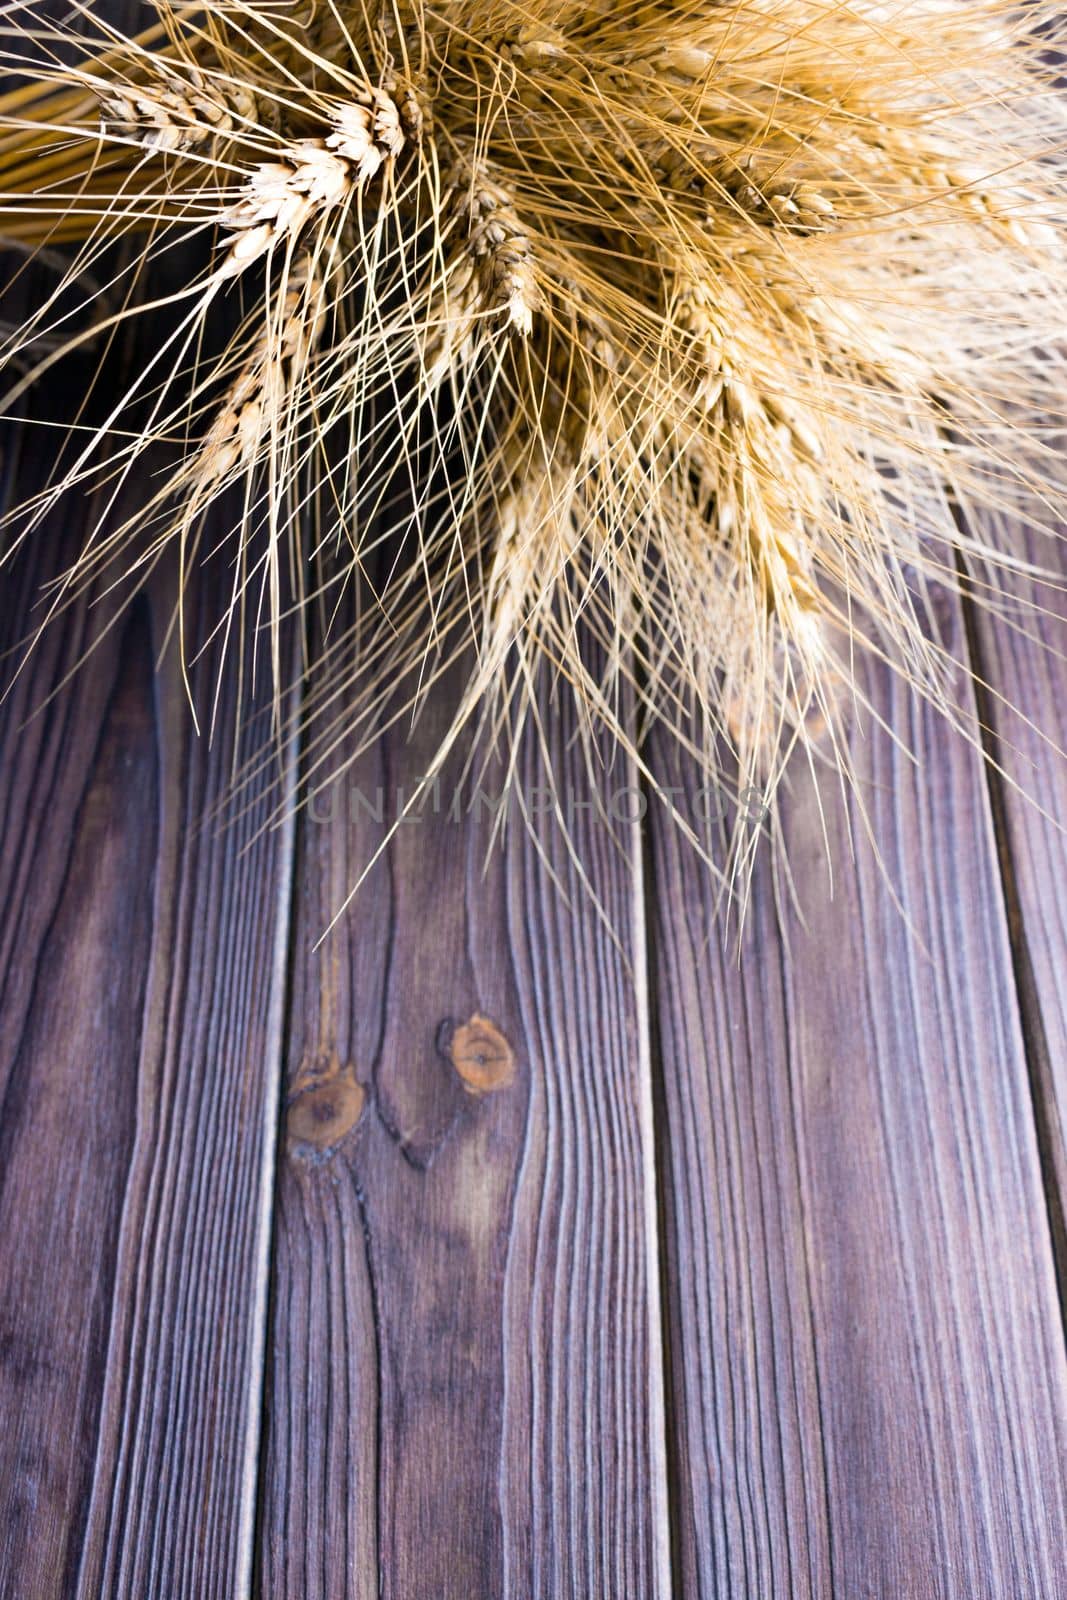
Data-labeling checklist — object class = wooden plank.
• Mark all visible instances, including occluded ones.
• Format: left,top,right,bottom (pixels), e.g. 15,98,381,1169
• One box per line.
0,437,161,1600
965,508,1067,1268
257,641,670,1597
0,428,297,1597
647,602,1067,1595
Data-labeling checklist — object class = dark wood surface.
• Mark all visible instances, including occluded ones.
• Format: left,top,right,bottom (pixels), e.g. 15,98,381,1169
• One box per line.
257,638,668,1598
0,431,298,1599
1,382,1066,1600
966,509,1067,1286
646,602,1067,1596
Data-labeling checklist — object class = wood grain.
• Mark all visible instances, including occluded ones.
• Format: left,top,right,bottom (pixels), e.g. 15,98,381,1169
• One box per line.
965,509,1067,1275
0,438,159,1600
257,640,669,1598
647,595,1067,1596
0,428,297,1598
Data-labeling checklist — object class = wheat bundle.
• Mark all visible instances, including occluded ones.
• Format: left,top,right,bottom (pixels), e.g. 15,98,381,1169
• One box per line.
1,0,1065,889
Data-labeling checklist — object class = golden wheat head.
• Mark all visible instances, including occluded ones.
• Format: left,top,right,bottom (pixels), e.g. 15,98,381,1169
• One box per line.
1,0,1066,896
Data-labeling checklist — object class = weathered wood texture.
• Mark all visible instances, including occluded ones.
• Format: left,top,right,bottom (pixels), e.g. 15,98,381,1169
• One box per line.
0,428,296,1598
648,592,1067,1596
966,510,1067,1274
257,648,669,1599
3,472,1066,1599
3,224,1067,1600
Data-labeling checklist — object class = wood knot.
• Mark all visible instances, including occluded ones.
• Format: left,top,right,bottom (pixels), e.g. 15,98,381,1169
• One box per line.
439,1014,516,1094
287,1051,365,1153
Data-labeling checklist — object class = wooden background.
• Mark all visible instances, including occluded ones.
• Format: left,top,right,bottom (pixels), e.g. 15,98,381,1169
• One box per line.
2,355,1066,1600
1,21,1066,1589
